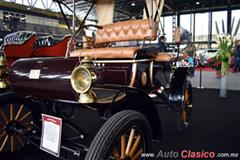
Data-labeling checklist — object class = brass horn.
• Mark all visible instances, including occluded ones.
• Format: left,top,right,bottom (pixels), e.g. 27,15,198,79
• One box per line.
70,57,97,104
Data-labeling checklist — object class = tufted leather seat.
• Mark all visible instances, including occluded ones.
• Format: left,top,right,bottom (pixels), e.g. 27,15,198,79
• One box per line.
71,19,158,59
95,19,157,44
70,47,139,59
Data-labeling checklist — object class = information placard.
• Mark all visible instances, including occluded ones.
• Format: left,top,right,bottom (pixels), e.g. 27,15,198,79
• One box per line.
40,114,62,157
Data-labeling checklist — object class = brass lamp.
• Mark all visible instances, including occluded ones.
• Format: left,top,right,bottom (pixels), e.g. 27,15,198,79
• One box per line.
0,55,8,89
70,57,97,103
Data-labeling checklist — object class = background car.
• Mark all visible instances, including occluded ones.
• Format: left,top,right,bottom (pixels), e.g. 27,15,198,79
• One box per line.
195,48,219,67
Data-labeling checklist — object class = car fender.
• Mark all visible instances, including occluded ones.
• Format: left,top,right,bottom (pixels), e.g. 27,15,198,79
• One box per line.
169,67,188,112
99,85,162,141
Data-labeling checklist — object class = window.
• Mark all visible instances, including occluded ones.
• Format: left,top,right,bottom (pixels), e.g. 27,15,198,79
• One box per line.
163,16,173,43
3,12,10,30
180,14,194,33
212,11,227,41
232,10,240,37
195,12,209,41
21,15,26,22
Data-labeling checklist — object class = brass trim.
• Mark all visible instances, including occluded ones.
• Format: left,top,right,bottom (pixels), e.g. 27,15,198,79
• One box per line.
78,89,97,104
149,61,154,85
130,63,138,87
141,72,147,86
0,56,7,67
71,66,92,94
71,57,97,104
94,59,152,64
0,81,8,89
0,68,7,78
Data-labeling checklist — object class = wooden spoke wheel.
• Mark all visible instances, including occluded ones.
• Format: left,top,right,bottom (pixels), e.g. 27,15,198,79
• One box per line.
0,102,33,155
85,110,152,160
111,128,145,160
176,80,193,133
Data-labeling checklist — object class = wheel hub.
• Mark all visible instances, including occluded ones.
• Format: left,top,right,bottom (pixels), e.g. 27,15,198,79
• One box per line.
5,120,22,136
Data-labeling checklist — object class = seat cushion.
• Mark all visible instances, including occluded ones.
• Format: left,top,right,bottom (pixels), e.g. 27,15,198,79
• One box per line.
155,53,173,62
70,47,139,59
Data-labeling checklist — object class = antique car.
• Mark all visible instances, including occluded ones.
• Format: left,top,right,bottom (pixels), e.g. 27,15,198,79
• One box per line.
0,0,193,160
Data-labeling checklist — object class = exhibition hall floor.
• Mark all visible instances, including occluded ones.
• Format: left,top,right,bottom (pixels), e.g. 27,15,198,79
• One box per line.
19,88,240,160
191,70,240,90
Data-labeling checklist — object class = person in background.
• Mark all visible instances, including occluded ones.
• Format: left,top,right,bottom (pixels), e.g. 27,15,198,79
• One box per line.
183,52,194,77
233,40,240,72
158,36,167,52
183,41,196,77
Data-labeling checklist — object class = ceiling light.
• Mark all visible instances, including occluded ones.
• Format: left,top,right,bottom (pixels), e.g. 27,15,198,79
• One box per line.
131,2,136,6
196,2,200,5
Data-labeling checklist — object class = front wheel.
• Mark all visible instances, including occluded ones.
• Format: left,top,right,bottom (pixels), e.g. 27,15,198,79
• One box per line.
176,80,193,133
0,100,34,159
85,110,152,160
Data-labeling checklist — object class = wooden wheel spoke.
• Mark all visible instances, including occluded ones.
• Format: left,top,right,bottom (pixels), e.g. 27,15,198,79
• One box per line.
0,103,31,154
19,111,32,122
131,148,143,160
17,136,24,146
112,147,120,160
10,104,14,121
10,136,15,152
0,131,6,139
0,108,8,123
120,134,126,159
184,89,189,103
0,125,5,132
125,128,135,156
0,135,9,152
129,134,141,157
182,110,187,122
15,105,24,120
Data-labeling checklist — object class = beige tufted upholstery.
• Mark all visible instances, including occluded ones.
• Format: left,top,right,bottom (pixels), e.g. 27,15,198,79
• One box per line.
95,19,158,44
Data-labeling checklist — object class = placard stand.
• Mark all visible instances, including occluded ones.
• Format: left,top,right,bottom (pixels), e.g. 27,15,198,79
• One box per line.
40,114,62,157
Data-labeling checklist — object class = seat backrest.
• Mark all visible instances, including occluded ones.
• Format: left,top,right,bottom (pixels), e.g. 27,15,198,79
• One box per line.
3,31,35,46
3,31,36,58
95,19,158,44
35,36,53,47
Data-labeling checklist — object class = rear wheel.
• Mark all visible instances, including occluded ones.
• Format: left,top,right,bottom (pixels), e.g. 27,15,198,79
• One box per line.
0,101,34,158
176,81,193,133
85,110,152,160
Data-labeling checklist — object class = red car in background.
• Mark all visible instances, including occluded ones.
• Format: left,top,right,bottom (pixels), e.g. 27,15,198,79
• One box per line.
0,31,70,89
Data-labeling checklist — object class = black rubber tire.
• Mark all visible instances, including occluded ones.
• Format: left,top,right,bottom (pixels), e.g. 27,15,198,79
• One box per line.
85,110,152,160
0,97,35,159
176,80,193,133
